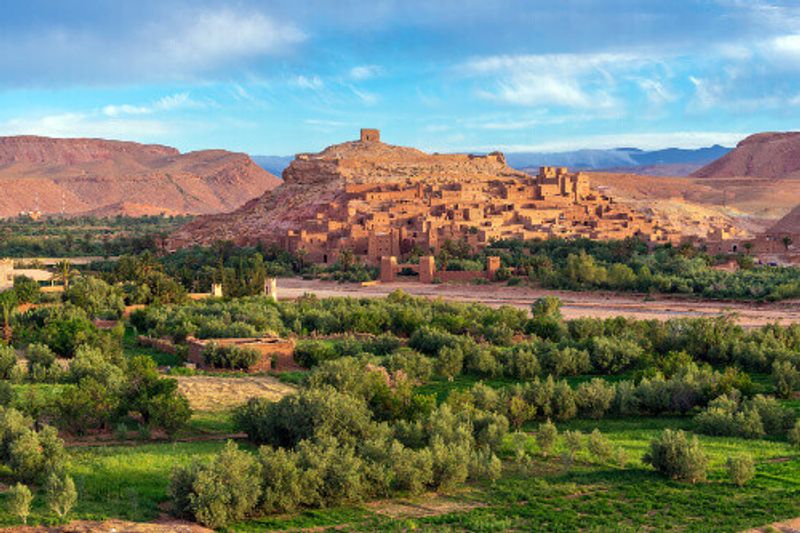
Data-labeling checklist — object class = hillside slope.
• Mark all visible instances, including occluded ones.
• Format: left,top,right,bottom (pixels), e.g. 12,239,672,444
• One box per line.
692,132,800,180
0,136,281,217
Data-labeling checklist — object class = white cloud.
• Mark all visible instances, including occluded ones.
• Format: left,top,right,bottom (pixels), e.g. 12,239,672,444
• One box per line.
459,53,645,110
101,92,202,117
636,78,676,106
0,112,172,140
140,9,304,75
293,75,324,90
687,76,722,111
0,7,305,85
350,86,379,105
349,65,382,81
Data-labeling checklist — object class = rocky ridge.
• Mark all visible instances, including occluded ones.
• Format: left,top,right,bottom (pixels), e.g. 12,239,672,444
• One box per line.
0,136,281,217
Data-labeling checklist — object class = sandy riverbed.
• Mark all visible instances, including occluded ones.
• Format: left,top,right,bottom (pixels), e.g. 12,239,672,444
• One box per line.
278,278,800,328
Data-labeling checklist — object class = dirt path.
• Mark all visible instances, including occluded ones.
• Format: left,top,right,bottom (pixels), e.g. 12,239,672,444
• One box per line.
279,278,800,327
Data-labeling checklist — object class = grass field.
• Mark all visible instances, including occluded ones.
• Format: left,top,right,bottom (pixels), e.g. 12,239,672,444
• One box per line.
0,329,791,530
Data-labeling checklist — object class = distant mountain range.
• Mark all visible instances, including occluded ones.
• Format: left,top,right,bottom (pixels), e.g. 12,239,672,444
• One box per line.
252,145,732,178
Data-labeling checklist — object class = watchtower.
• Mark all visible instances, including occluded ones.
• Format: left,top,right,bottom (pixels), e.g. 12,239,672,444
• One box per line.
360,128,380,143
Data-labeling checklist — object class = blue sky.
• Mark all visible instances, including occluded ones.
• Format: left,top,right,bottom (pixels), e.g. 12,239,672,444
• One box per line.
2,0,800,155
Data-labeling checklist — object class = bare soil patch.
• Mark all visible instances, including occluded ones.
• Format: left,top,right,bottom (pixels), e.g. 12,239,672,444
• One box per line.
174,375,296,411
2,518,211,532
743,517,800,533
367,493,485,519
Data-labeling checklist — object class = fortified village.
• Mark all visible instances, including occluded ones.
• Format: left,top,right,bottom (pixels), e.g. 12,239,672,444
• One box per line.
169,129,683,270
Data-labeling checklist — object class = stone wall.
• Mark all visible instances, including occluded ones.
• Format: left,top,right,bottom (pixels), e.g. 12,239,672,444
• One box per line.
186,336,296,372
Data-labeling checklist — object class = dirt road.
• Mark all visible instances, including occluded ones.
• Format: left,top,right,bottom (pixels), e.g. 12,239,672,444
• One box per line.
278,278,800,327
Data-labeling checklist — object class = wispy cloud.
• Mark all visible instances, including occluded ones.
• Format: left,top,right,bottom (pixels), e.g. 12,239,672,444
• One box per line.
459,53,648,111
102,92,204,117
0,7,305,85
0,112,173,140
349,65,383,81
293,75,325,90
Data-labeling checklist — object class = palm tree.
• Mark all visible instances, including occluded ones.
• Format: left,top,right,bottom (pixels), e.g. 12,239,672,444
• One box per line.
0,290,17,344
782,236,793,251
54,260,75,290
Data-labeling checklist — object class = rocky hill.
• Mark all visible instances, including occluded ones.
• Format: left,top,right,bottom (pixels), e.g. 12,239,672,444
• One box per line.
170,136,524,248
0,136,281,218
692,132,800,180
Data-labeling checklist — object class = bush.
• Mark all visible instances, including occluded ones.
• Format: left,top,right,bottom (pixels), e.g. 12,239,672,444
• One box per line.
45,473,77,519
170,441,261,529
8,482,32,524
588,429,612,461
0,345,17,380
643,429,707,483
63,275,125,320
772,359,800,399
536,419,558,457
576,378,615,419
501,345,540,379
257,446,305,514
202,343,260,370
694,394,764,439
437,345,464,381
383,349,433,382
234,388,375,448
789,419,800,447
727,455,755,487
589,336,645,373
293,340,338,367
27,343,60,383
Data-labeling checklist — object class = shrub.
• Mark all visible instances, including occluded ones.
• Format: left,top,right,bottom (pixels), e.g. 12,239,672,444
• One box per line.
202,343,260,370
576,378,615,419
257,446,305,514
0,345,17,380
694,394,764,439
170,441,262,529
45,473,77,519
383,349,433,382
588,429,612,461
63,275,125,320
749,394,796,434
589,336,645,373
727,455,755,487
234,388,375,448
8,482,32,524
772,359,800,399
389,442,434,495
643,429,707,483
27,343,60,383
293,340,338,367
538,344,590,377
536,419,558,457
437,345,464,381
563,430,583,455
501,345,540,379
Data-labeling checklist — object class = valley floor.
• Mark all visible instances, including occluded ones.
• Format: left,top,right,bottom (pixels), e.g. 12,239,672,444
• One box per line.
279,278,800,327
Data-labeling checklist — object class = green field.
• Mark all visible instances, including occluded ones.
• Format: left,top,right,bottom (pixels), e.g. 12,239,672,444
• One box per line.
0,404,795,531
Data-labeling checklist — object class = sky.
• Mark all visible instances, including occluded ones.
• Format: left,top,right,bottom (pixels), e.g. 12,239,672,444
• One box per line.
1,0,800,155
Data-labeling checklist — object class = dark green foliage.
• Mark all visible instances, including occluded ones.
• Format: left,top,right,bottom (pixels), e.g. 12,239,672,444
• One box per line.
202,342,260,370
643,429,708,483
63,276,125,320
169,440,262,528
